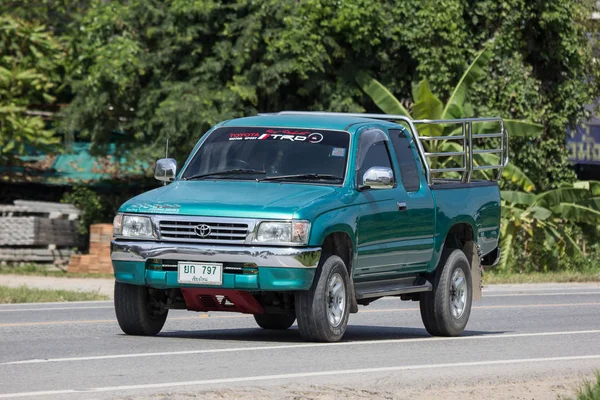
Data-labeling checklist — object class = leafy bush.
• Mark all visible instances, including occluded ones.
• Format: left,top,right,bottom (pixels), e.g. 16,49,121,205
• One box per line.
60,186,106,236
60,181,157,239
509,232,600,273
500,182,600,272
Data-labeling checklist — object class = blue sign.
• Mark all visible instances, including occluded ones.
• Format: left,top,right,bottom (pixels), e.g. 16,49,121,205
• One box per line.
567,124,600,165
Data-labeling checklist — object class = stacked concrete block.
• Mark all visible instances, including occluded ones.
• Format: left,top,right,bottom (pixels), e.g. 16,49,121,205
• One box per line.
0,217,37,246
0,247,73,263
0,217,78,247
0,200,80,263
68,224,113,274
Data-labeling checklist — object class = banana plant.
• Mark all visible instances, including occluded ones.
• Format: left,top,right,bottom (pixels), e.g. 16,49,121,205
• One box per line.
499,182,600,271
355,44,542,192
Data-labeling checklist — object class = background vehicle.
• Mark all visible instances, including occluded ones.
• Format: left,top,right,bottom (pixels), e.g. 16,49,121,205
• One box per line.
111,111,505,342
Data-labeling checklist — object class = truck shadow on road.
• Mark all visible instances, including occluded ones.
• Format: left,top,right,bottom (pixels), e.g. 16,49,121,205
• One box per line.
158,325,506,343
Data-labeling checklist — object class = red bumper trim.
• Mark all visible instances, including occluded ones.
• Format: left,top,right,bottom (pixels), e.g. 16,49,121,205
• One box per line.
181,288,264,314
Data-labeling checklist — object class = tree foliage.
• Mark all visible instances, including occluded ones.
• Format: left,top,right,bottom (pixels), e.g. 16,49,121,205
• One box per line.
0,16,63,165
52,0,600,191
3,0,599,185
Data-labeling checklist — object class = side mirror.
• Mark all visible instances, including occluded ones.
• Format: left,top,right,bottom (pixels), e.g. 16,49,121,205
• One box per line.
360,167,394,190
154,158,177,182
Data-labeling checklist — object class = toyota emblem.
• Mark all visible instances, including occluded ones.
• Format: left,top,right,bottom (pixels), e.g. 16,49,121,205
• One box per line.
195,224,211,238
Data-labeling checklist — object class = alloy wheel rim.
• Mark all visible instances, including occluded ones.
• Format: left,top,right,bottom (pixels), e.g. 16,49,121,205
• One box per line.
327,272,346,327
450,268,467,319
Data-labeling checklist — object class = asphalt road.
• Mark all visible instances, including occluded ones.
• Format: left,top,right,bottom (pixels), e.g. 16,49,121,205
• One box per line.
1,283,600,399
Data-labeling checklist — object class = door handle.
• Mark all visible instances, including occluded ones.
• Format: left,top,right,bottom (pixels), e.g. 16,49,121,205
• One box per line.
397,202,407,211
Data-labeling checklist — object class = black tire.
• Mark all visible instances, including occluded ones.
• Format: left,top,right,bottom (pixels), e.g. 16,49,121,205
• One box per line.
420,249,472,337
295,254,350,342
114,281,168,336
253,312,296,330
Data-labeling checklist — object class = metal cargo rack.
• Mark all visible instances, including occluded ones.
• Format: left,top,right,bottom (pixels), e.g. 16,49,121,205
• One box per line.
269,111,508,185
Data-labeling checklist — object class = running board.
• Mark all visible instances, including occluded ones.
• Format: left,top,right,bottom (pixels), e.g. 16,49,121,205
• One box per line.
354,279,432,300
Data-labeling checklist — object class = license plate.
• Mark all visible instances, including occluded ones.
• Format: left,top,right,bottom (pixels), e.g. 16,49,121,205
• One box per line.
177,262,223,285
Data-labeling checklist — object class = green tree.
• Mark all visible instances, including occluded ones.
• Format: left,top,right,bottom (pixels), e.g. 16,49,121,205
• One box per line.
60,0,598,186
61,0,417,164
0,16,63,166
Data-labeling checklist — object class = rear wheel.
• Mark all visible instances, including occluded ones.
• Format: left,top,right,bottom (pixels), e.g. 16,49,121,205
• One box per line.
253,312,296,330
114,282,168,336
419,249,472,336
295,254,350,342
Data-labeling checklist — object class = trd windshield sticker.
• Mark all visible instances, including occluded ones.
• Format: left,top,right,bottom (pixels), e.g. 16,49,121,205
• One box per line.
228,131,324,143
331,147,346,157
123,203,181,214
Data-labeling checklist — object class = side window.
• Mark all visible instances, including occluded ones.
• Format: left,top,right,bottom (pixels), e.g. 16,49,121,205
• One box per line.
389,129,421,192
356,128,394,187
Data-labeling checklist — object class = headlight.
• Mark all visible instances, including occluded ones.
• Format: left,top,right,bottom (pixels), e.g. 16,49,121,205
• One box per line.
113,214,154,238
254,221,310,245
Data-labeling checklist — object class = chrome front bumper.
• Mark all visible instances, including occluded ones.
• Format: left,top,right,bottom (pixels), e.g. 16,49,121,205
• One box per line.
111,240,321,269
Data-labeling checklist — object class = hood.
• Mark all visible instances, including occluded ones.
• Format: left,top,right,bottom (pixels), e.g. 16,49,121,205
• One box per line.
119,180,340,220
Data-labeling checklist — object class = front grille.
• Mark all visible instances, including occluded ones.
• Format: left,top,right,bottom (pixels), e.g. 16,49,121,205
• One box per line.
158,219,249,243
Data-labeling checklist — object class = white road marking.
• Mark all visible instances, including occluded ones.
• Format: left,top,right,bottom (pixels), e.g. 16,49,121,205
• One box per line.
0,306,113,313
1,354,599,398
0,300,111,307
485,292,600,297
3,329,599,366
485,286,600,292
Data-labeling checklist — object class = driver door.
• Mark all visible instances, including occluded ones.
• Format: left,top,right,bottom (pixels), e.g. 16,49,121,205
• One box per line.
354,128,410,282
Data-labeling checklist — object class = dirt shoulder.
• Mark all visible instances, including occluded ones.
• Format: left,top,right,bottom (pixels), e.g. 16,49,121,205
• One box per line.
126,373,590,400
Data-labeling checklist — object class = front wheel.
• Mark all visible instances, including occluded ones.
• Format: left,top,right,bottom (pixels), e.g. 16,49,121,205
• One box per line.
295,254,350,342
419,249,472,337
114,282,168,336
253,312,296,330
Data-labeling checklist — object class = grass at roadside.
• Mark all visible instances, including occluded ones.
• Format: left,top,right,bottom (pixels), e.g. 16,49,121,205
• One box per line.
0,285,109,303
560,372,600,400
0,264,113,279
484,269,600,284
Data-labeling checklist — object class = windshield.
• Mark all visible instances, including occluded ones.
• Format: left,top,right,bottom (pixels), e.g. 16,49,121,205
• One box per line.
182,127,350,183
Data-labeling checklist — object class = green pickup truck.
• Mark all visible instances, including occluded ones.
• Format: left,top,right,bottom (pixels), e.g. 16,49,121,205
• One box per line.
111,111,506,342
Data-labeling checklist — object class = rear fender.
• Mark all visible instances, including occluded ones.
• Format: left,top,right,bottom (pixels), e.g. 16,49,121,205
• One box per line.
429,216,478,272
433,220,482,300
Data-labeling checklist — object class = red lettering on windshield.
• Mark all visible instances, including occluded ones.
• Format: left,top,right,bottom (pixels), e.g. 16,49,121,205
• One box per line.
265,129,311,135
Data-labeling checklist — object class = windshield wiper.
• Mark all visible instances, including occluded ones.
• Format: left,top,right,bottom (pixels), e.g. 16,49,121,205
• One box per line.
184,169,266,181
259,173,343,182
